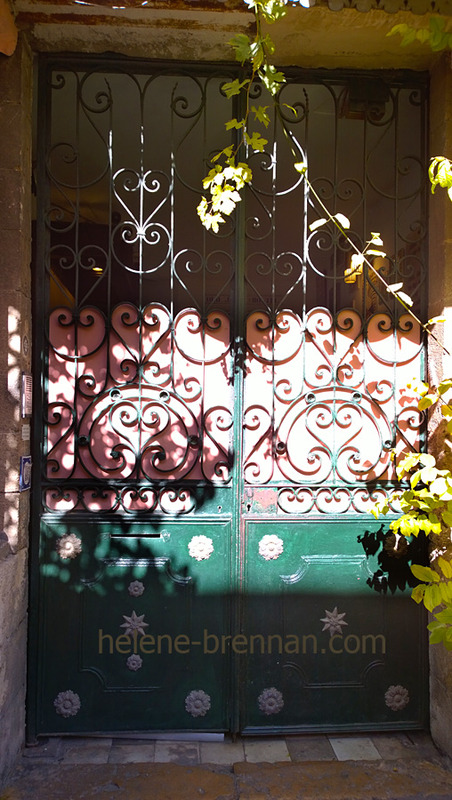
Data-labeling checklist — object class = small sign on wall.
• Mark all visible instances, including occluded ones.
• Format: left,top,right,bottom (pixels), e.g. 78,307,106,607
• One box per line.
19,455,32,491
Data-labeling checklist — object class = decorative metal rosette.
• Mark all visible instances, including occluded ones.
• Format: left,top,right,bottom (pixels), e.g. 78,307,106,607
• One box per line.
385,684,410,711
126,654,143,672
185,689,211,717
188,535,214,561
258,534,284,561
320,607,348,637
56,533,82,560
54,690,81,718
258,687,284,715
128,580,145,597
120,611,149,636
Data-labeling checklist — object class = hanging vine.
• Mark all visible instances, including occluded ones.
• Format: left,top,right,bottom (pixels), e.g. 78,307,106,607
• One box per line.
197,1,452,650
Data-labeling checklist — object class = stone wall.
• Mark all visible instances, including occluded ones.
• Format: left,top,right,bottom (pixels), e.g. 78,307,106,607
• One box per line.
428,52,452,760
0,36,33,787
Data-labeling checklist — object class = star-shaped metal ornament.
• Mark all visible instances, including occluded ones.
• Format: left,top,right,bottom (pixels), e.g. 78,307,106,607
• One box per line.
120,610,149,637
320,606,348,637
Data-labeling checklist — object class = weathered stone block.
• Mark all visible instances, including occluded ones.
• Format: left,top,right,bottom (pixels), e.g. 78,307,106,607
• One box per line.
0,491,30,552
0,167,24,230
0,548,28,642
0,618,26,787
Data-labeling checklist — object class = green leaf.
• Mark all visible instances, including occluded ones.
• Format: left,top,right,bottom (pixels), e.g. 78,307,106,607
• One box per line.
333,213,351,229
309,218,328,232
229,33,252,64
221,78,250,98
416,28,432,44
438,557,452,579
429,15,448,50
259,63,286,95
387,23,410,40
260,33,276,56
438,378,452,394
410,563,440,583
429,156,452,194
441,510,452,527
211,145,234,163
429,477,449,496
369,232,383,245
225,118,245,130
410,470,423,489
435,606,452,624
395,290,414,307
424,583,442,612
428,512,442,534
420,466,439,484
244,131,268,152
429,624,447,644
411,583,426,604
386,282,404,293
249,40,265,70
440,581,452,603
419,453,436,467
251,105,270,127
418,394,437,410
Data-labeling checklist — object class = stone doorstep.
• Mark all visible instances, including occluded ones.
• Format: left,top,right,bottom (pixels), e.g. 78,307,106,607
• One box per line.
7,758,452,800
233,760,452,800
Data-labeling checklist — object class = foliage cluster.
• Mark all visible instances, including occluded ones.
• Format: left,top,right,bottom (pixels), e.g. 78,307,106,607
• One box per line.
198,0,306,231
372,379,452,650
198,1,452,650
388,16,452,51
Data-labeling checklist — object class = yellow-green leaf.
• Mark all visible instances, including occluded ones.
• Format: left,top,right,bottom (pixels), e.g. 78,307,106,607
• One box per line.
309,218,328,232
418,394,437,410
424,583,442,612
438,557,452,578
395,290,414,307
411,583,426,604
410,563,440,583
221,78,250,98
366,249,387,257
225,118,245,130
333,213,350,229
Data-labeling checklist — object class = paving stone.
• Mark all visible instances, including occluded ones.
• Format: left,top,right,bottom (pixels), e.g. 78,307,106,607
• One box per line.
244,739,291,763
370,732,425,760
405,731,446,761
200,740,245,765
22,737,64,763
328,736,381,761
109,742,155,763
60,738,112,764
285,735,336,761
154,741,200,765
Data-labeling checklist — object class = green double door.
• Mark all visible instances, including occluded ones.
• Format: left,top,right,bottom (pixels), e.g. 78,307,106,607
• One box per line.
30,58,428,738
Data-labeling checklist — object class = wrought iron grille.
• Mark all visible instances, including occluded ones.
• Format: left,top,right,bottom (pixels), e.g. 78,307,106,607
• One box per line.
37,61,428,516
